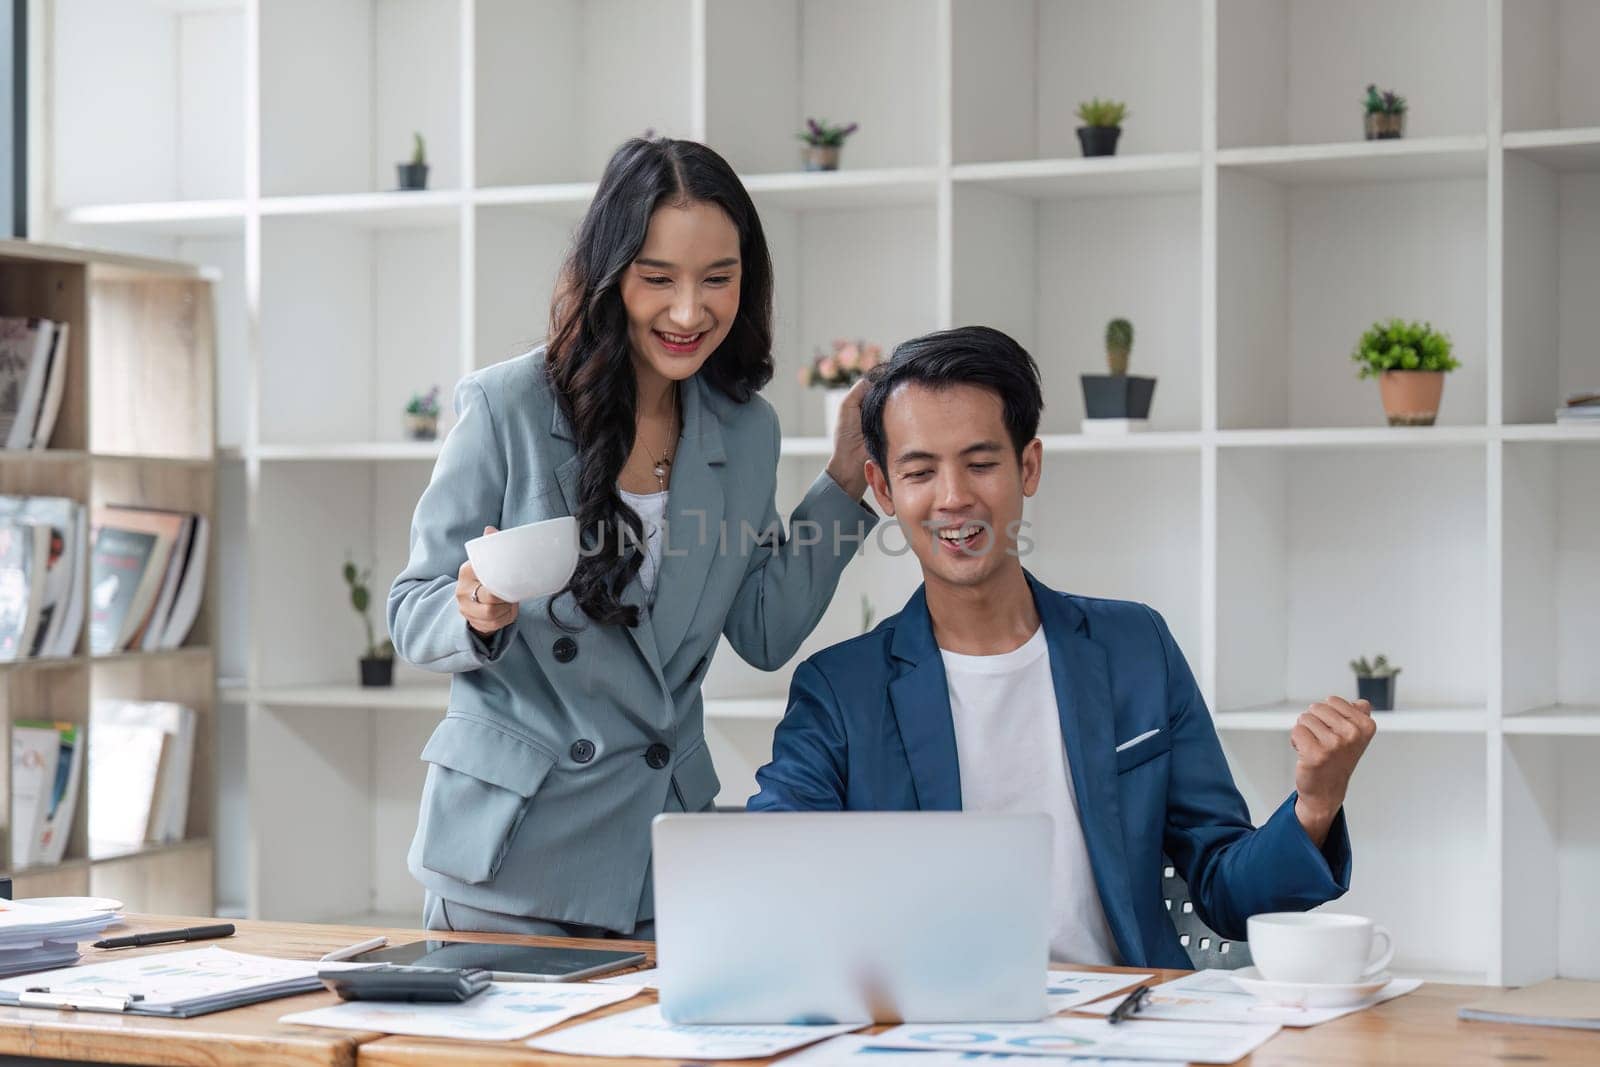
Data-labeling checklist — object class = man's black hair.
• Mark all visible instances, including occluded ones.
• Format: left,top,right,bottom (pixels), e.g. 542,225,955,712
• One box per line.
860,325,1044,472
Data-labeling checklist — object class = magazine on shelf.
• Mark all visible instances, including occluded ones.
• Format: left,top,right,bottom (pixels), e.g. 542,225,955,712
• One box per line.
24,721,84,866
28,322,69,451
53,504,88,657
9,722,60,868
20,498,79,659
158,513,209,649
88,701,196,849
140,513,194,651
90,506,205,654
0,318,57,451
0,519,52,662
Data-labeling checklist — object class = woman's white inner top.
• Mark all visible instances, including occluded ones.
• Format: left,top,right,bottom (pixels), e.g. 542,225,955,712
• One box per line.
619,487,669,604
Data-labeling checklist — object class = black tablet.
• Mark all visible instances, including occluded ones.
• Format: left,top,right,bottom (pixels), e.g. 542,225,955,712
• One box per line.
349,939,646,982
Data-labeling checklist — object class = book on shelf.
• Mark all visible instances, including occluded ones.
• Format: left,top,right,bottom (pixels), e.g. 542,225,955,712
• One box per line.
88,700,196,852
0,317,69,452
89,505,208,655
1557,391,1600,423
9,720,83,868
0,519,52,662
0,497,88,661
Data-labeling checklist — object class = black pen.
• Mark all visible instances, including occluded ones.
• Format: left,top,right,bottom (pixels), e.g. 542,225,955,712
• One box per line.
93,923,235,950
1106,983,1150,1024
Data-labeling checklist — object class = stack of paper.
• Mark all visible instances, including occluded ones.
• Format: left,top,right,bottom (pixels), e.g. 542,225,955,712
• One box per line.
1556,392,1600,424
0,947,367,1017
1077,969,1422,1027
856,1018,1281,1063
0,900,119,977
283,981,646,1042
526,1005,863,1059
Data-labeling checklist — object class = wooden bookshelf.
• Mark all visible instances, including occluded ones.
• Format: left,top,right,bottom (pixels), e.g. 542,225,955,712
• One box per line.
0,240,215,912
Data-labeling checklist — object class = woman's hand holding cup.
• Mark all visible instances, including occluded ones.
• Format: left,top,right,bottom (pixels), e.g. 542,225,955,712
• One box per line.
458,526,519,635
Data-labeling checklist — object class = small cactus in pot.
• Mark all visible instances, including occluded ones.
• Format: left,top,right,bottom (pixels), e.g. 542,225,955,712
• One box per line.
1106,318,1134,376
1080,316,1155,429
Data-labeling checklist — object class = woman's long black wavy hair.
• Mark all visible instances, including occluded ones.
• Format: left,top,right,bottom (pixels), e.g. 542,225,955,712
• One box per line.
545,138,774,630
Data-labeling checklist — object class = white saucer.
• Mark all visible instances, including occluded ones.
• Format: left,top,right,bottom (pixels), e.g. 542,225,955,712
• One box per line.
22,896,126,916
1226,967,1392,1008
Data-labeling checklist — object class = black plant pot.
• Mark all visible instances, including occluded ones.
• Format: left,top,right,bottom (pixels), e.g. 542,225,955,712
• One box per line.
1357,675,1396,711
1081,374,1157,420
360,656,395,687
397,162,430,191
1076,125,1122,157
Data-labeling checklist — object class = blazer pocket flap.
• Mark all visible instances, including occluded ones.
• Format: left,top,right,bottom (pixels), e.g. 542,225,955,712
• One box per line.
670,739,721,813
421,714,558,797
1115,728,1173,773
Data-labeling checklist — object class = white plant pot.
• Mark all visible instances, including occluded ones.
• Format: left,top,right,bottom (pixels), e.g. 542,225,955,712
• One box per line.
822,386,851,440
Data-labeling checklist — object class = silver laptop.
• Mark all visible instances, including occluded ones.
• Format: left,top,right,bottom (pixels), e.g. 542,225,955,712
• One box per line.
652,811,1051,1025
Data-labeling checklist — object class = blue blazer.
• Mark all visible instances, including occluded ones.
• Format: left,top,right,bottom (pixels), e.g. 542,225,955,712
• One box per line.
390,350,877,932
748,572,1351,969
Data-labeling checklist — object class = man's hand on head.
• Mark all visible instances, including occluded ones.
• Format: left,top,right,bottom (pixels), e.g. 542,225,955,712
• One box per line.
1290,696,1378,848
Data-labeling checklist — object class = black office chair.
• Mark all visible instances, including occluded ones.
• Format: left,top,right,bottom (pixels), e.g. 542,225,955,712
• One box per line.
1162,859,1252,970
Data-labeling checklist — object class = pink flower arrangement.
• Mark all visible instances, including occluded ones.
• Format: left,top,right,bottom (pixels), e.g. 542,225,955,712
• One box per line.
800,338,884,388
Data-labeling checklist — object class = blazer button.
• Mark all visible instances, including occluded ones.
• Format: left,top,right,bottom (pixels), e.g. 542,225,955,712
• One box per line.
644,743,670,770
570,739,595,764
552,636,578,663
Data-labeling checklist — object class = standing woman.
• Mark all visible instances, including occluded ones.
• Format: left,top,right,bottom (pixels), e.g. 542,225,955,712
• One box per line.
388,138,877,937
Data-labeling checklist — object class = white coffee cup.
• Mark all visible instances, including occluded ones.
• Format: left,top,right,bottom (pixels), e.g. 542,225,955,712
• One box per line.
1246,912,1394,985
464,516,579,603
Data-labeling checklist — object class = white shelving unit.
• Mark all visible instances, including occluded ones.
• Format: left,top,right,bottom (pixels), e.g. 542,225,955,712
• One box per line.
36,0,1600,986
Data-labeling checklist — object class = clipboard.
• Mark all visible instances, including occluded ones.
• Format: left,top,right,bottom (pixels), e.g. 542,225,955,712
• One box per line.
0,947,370,1018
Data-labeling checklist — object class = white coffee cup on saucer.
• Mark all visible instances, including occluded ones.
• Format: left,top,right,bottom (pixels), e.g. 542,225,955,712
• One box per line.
1246,912,1394,985
465,516,579,603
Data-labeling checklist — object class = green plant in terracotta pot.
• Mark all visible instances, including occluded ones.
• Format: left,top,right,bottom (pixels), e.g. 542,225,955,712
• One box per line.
405,385,442,440
1362,85,1407,140
797,118,859,171
1352,318,1459,426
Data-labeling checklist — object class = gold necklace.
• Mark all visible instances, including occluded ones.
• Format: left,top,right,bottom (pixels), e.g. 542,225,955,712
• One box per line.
638,385,677,493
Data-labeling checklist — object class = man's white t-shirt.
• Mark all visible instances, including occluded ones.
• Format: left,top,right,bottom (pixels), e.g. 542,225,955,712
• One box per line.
940,625,1122,965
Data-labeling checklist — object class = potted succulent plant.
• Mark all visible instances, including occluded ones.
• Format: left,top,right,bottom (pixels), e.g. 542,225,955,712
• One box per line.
797,118,859,171
1075,98,1129,157
398,131,429,190
1363,85,1407,140
1080,318,1156,430
800,339,883,437
405,385,442,440
1352,318,1460,426
344,558,395,687
1350,654,1401,711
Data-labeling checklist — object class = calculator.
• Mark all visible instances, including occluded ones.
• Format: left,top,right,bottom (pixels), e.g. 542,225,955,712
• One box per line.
318,964,492,1003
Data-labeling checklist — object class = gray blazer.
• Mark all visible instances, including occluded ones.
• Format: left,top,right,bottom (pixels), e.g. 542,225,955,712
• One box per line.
388,349,877,931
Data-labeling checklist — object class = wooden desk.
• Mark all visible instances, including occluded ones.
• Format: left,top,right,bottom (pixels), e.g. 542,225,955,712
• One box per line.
360,970,1600,1067
0,914,644,1067
0,915,1593,1066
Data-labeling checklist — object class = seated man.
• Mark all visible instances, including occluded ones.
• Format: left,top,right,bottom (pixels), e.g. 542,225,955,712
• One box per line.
747,326,1376,969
